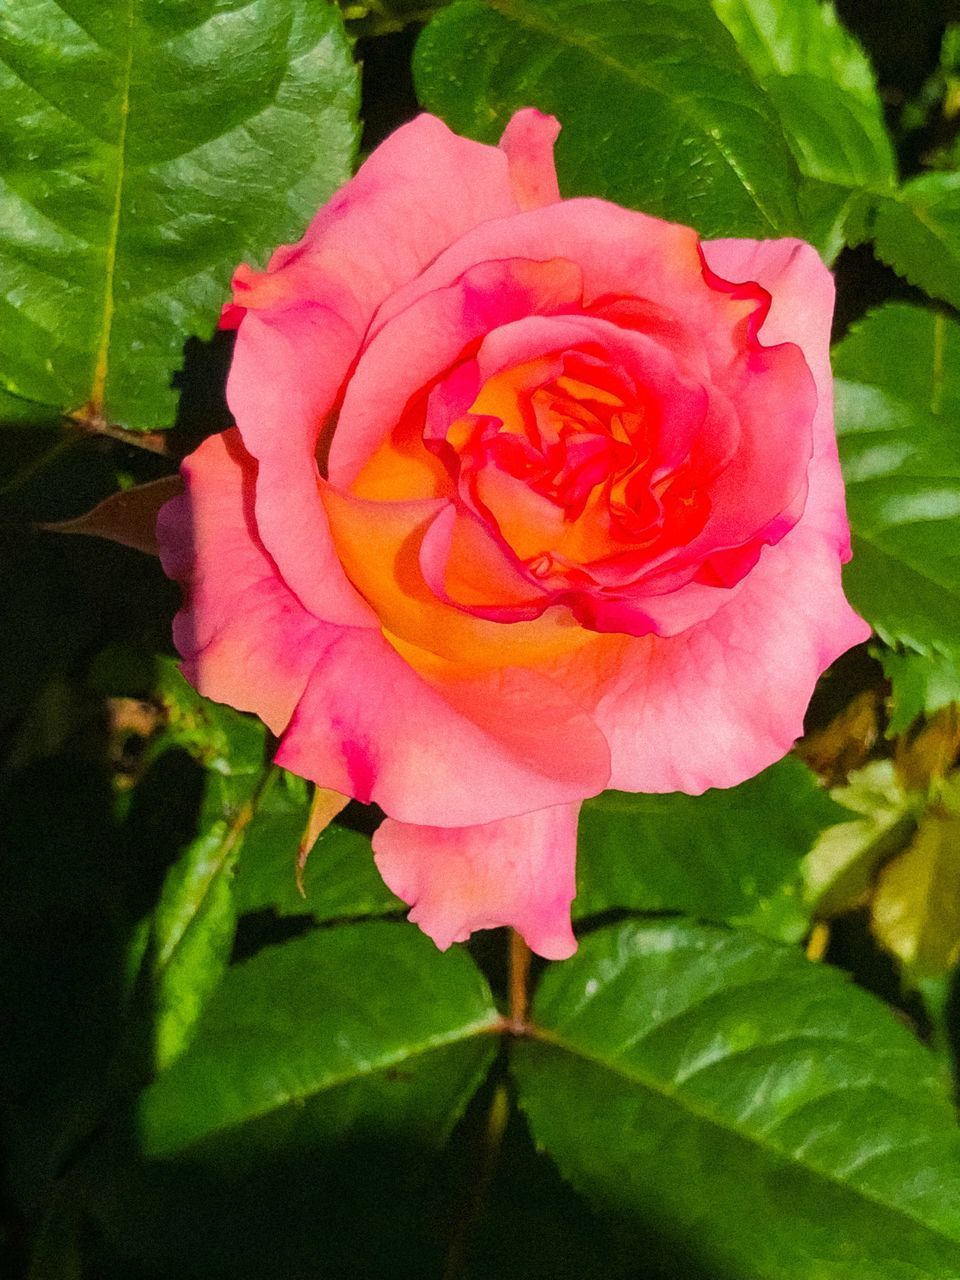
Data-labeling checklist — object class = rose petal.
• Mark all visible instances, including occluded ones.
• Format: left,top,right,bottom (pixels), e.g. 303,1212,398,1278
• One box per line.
274,625,609,827
156,430,328,736
229,114,529,329
499,108,562,211
596,523,871,794
227,114,539,622
547,237,870,789
227,307,377,627
419,503,549,621
371,200,751,374
331,257,584,487
701,237,851,555
373,803,580,958
319,480,593,669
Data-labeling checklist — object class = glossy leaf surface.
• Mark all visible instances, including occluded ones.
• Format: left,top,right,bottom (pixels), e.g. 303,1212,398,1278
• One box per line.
710,0,894,190
872,174,960,312
577,757,840,940
415,0,803,238
0,0,359,428
515,919,960,1278
139,922,499,1156
834,304,960,662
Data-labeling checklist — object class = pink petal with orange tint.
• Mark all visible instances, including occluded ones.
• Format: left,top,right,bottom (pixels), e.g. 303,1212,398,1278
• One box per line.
371,200,723,363
419,503,549,620
259,114,527,309
373,803,580,958
596,523,871,794
274,627,609,827
330,257,584,486
593,237,869,790
156,430,328,736
227,307,377,628
227,114,539,620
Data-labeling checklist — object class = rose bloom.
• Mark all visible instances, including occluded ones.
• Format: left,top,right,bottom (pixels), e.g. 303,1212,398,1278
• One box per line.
158,110,869,959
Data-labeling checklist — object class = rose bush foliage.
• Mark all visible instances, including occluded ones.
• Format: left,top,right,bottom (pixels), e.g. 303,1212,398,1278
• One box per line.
158,110,868,959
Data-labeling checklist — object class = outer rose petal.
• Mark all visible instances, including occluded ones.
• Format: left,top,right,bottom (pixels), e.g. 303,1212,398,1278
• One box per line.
702,237,851,554
373,803,579,959
227,114,531,622
274,628,610,827
596,525,871,794
156,430,326,736
250,114,528,314
499,109,562,210
595,239,871,792
227,308,377,627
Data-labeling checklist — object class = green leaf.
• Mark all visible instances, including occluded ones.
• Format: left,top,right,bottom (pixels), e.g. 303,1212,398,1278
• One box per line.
414,0,803,239
138,922,498,1157
833,304,960,662
151,657,265,778
233,771,401,922
802,760,919,918
795,179,865,264
879,647,960,737
0,0,359,429
709,0,895,192
147,773,258,1071
872,174,960,313
577,756,841,941
514,919,960,1278
338,0,450,38
0,385,62,429
24,1192,85,1280
130,661,271,1068
872,811,960,981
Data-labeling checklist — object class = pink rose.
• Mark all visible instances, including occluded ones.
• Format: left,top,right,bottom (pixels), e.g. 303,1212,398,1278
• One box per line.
158,110,869,959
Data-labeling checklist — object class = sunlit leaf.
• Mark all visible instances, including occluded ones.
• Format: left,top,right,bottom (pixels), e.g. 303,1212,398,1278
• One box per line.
880,647,960,737
802,760,919,917
139,922,498,1156
577,756,840,941
415,0,802,239
833,304,960,662
0,0,359,429
148,774,258,1071
872,173,960,312
514,919,960,1278
872,811,960,980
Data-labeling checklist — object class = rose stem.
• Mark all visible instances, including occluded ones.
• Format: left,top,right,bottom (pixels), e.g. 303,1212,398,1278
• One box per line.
508,928,531,1032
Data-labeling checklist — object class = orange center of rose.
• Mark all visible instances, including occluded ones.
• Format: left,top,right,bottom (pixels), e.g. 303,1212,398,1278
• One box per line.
438,351,711,583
